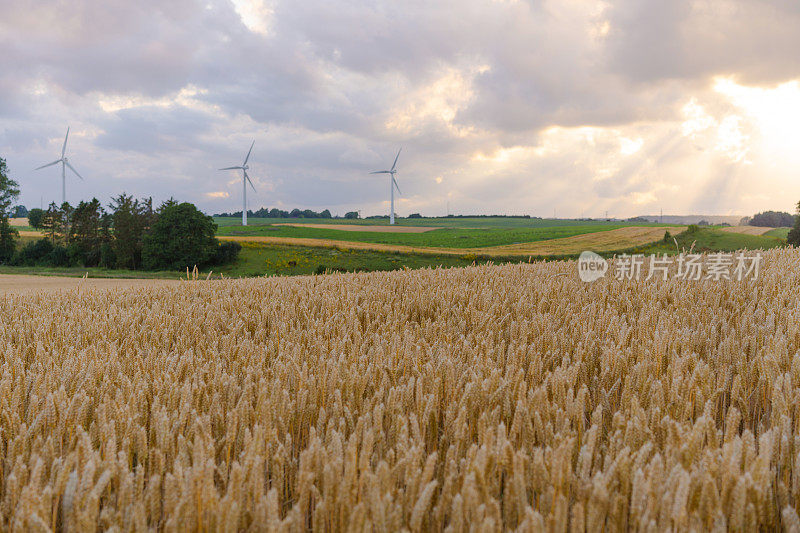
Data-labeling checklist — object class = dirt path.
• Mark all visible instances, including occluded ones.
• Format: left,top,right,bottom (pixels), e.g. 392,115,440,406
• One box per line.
0,274,180,294
272,223,438,233
220,226,682,256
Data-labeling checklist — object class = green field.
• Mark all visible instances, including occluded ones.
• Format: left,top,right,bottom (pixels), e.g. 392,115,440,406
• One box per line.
213,216,647,229
634,228,786,255
0,240,550,280
211,242,545,278
214,217,672,249
764,227,791,239
3,220,791,281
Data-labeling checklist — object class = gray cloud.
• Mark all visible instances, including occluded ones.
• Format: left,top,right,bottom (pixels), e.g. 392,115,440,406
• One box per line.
1,0,800,217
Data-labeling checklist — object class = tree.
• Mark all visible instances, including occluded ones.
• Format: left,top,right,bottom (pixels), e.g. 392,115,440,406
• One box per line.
40,203,61,242
344,211,359,220
69,199,106,266
110,193,152,270
142,202,219,270
40,202,71,244
12,205,28,218
788,202,800,246
0,158,20,218
28,208,45,229
0,158,20,262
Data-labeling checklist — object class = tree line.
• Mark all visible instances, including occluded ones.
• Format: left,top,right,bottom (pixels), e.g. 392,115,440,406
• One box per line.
21,197,241,270
748,210,796,228
0,157,240,271
215,207,334,218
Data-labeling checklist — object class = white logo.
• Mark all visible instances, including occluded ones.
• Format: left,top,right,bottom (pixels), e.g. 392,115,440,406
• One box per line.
578,251,608,282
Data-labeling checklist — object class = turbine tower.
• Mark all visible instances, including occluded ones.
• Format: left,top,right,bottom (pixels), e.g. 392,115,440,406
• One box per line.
34,127,84,204
370,148,402,224
219,140,257,226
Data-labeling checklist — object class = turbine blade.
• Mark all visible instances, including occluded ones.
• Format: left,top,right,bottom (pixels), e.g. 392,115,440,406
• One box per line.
392,176,401,195
370,170,391,174
219,166,243,171
65,160,84,180
35,160,62,171
62,127,70,158
390,148,402,172
243,140,255,166
244,171,256,192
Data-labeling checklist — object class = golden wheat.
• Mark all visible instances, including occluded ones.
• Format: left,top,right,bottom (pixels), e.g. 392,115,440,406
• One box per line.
1,248,800,530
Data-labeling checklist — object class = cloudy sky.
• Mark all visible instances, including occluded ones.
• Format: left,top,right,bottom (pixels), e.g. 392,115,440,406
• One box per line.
1,0,800,218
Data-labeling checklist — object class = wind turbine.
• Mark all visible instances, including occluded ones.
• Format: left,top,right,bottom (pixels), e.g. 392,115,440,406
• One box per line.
34,127,84,205
370,148,402,224
219,140,257,226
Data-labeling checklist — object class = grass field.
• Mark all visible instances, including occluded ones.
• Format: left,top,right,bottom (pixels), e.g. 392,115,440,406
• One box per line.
1,219,790,282
213,216,645,229
215,218,672,249
210,242,526,277
765,227,791,239
636,227,786,254
4,249,800,529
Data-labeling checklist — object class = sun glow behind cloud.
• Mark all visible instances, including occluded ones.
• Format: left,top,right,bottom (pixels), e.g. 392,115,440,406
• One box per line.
385,65,489,138
231,0,274,35
714,77,800,166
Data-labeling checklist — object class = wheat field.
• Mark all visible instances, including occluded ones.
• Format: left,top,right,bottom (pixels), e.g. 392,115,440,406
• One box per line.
2,248,800,531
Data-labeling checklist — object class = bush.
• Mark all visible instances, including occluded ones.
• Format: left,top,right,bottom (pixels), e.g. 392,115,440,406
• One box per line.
214,241,241,265
687,224,700,234
67,242,85,266
46,245,71,267
100,243,117,269
12,239,73,267
663,230,672,243
12,239,53,265
408,213,422,219
0,218,18,263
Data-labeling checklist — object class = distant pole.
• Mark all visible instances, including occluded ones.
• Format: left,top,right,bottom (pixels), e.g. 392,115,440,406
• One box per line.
242,174,248,226
390,176,395,224
660,208,663,224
